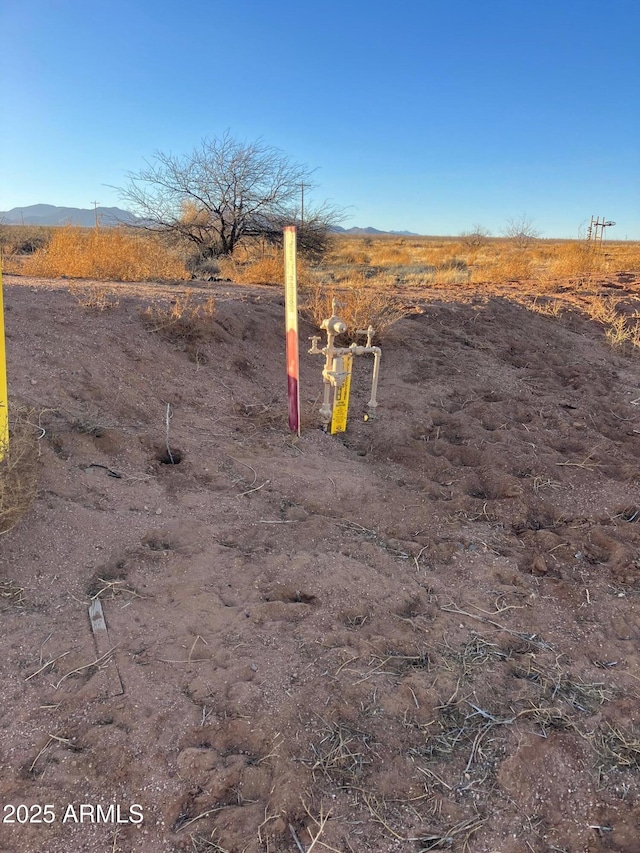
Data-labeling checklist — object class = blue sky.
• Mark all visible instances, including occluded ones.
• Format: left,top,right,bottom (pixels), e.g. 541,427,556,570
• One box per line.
1,0,638,237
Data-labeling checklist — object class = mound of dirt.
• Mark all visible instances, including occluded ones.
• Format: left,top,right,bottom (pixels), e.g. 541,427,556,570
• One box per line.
1,274,640,853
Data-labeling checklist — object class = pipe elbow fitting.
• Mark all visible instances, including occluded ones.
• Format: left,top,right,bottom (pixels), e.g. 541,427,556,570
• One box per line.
321,316,347,336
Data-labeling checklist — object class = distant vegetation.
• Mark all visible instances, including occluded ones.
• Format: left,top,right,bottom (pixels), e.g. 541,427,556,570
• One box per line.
118,131,342,262
0,223,52,256
3,220,640,285
320,232,640,287
3,226,188,281
3,218,640,350
3,222,640,289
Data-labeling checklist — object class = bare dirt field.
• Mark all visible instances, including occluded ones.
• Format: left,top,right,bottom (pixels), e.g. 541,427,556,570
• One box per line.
1,271,640,853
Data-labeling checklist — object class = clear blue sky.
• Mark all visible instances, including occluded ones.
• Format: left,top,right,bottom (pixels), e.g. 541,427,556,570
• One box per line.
1,0,638,238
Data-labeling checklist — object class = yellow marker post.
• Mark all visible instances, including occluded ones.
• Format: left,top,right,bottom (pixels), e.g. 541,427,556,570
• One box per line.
0,258,8,460
330,354,353,434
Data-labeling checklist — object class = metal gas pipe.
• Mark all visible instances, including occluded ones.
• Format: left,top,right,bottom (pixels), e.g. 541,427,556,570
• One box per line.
308,299,382,431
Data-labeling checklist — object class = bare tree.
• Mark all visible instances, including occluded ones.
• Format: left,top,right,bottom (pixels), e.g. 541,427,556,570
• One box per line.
459,224,491,247
117,132,341,258
257,199,343,259
503,215,540,249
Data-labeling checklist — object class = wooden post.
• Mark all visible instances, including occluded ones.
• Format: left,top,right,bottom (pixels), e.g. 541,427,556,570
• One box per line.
284,226,300,435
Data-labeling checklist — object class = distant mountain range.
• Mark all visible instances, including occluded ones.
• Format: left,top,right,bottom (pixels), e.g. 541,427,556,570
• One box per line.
0,204,138,227
0,204,419,235
333,225,420,236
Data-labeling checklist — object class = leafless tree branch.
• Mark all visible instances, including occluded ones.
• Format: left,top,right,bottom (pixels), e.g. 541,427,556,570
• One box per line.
116,132,343,257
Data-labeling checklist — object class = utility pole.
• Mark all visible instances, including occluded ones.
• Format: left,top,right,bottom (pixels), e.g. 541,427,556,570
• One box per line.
91,201,100,228
300,182,305,230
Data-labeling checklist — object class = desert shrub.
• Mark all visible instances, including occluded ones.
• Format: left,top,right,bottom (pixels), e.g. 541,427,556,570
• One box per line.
20,226,189,281
460,225,491,247
439,257,468,271
430,263,470,286
583,295,622,325
527,297,564,319
142,291,216,363
504,215,540,249
217,248,316,287
325,236,372,266
581,295,640,351
472,250,535,283
366,241,412,266
217,255,281,285
0,408,39,535
315,234,640,293
331,247,372,265
604,315,636,349
547,242,608,280
302,277,410,341
328,237,422,268
68,283,120,311
328,236,481,281
0,225,52,257
186,254,221,280
612,242,640,271
428,257,469,285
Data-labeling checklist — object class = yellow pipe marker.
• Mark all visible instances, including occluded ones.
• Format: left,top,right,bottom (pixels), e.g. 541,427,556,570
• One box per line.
330,354,353,434
0,257,7,460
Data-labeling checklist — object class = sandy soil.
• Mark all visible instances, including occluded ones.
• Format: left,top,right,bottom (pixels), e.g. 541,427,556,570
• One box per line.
1,272,640,853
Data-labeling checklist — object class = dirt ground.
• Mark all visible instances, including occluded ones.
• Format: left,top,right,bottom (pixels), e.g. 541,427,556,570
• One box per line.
1,271,640,853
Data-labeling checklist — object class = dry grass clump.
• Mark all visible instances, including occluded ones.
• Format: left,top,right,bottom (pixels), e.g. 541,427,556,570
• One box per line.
527,297,564,318
366,242,412,266
545,241,608,281
581,295,640,350
595,723,640,773
599,240,640,274
604,316,640,350
307,719,376,784
217,244,316,287
326,236,468,275
337,247,372,265
427,258,470,286
584,295,624,325
68,282,120,311
610,242,640,271
471,250,535,284
525,292,640,351
217,254,283,285
142,291,216,363
0,578,25,607
0,225,52,259
302,278,410,340
20,226,189,281
0,408,39,535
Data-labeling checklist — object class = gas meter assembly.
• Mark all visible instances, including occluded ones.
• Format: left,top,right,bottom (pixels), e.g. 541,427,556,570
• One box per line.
308,299,381,434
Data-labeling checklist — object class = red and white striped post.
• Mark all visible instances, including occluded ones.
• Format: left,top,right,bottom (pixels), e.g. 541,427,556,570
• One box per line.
284,226,300,435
